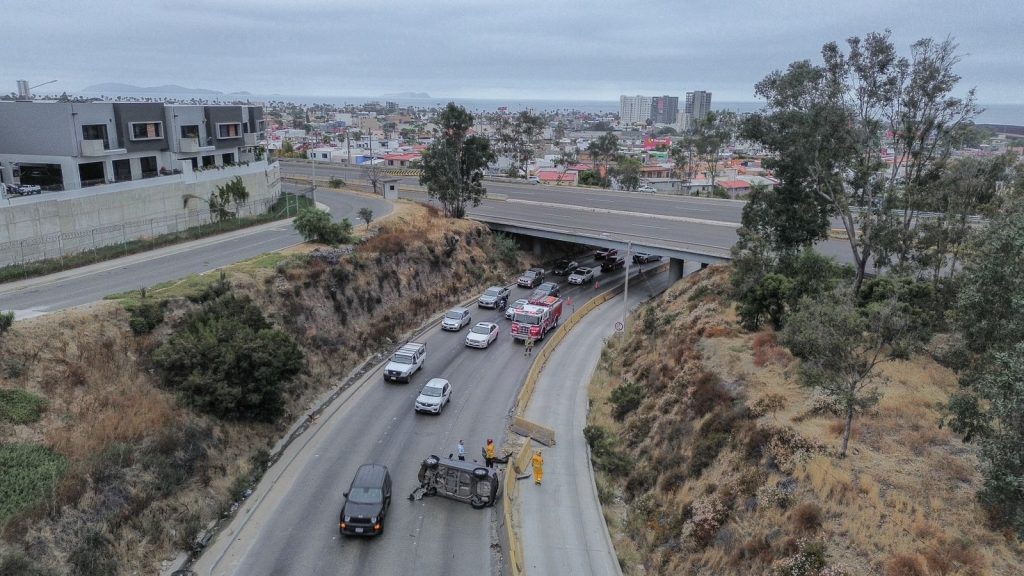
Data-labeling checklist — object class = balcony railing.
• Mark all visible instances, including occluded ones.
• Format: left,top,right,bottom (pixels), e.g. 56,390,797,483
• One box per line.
80,139,108,156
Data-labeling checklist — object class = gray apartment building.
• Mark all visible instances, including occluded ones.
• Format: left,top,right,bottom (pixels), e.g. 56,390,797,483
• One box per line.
652,96,679,124
681,90,712,131
0,101,264,192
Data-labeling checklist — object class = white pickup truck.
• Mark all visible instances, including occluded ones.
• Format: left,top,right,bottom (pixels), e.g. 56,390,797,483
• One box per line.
384,342,426,383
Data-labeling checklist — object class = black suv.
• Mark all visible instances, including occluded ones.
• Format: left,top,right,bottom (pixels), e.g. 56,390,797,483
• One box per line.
340,464,392,536
601,257,626,272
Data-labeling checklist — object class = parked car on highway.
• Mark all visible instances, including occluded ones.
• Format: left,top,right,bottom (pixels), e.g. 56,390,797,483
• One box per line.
601,257,626,272
517,268,546,288
384,342,426,383
567,267,594,285
530,282,561,300
632,252,662,264
552,259,578,276
414,378,452,414
637,185,657,193
339,464,392,536
441,307,472,331
417,455,500,509
466,322,499,349
477,285,510,309
505,298,529,320
594,247,618,260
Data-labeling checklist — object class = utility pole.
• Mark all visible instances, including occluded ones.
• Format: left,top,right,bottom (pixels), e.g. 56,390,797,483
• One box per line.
622,240,632,337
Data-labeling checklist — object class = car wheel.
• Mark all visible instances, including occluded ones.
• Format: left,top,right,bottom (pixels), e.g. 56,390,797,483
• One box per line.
473,467,490,479
470,496,486,509
424,456,439,468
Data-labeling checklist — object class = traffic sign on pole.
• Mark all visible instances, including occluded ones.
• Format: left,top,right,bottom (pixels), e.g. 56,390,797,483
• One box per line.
614,321,624,332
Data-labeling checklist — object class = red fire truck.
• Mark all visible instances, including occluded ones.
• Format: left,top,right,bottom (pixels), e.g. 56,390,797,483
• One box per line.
510,296,563,342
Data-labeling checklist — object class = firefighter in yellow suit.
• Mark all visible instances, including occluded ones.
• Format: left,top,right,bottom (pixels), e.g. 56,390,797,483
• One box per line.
532,450,544,485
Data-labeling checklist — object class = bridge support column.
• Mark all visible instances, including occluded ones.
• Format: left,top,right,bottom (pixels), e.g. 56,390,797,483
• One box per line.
669,257,685,282
532,237,543,256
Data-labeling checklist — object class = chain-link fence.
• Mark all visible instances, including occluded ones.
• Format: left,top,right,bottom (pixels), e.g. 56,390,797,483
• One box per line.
0,193,305,276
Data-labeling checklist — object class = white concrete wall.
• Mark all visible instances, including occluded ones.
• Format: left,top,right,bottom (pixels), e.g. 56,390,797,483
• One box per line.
0,161,281,266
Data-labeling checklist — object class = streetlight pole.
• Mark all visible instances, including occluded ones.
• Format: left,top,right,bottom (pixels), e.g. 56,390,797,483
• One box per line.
311,146,317,206
622,239,632,337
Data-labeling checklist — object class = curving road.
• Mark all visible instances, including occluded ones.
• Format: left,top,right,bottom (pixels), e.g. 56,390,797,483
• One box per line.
0,185,391,318
192,257,674,576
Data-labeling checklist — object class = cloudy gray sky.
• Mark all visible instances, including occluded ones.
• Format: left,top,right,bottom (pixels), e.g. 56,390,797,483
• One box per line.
3,0,1021,103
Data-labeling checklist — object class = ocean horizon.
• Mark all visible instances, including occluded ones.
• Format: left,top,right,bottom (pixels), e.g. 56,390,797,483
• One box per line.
69,91,1024,127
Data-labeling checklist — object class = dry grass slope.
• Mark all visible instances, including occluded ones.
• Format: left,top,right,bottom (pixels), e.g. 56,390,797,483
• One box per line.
587,265,1024,576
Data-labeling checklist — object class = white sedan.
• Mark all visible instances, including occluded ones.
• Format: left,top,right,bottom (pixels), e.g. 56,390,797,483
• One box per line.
465,322,499,348
414,378,452,414
568,267,594,285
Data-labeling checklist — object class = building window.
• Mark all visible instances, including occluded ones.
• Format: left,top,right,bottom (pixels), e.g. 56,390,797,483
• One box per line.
130,122,163,141
217,123,241,139
140,156,158,177
181,125,200,139
81,124,109,148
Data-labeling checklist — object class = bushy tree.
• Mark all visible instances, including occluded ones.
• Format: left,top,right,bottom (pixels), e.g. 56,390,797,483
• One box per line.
0,311,13,340
153,294,303,422
293,207,353,245
358,207,374,229
419,103,495,218
781,291,916,456
613,156,642,191
587,132,619,175
947,200,1024,535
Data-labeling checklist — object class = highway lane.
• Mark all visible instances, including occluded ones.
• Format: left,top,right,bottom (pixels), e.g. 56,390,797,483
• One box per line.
195,256,649,576
280,160,747,224
0,187,391,317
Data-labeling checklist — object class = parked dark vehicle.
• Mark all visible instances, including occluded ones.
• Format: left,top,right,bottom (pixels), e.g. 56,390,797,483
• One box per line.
552,259,579,276
517,268,546,288
601,257,626,272
417,455,500,509
340,464,392,536
594,247,618,260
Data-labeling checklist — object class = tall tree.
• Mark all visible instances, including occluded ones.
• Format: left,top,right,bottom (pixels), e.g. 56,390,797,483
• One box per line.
671,132,699,182
419,103,496,218
743,31,979,293
587,132,619,175
493,111,546,178
554,148,579,185
693,111,736,187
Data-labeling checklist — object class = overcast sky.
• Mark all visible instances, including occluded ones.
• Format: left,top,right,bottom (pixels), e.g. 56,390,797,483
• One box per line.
3,0,1021,103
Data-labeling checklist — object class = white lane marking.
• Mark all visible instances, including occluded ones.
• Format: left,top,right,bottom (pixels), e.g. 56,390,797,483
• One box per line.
505,199,740,228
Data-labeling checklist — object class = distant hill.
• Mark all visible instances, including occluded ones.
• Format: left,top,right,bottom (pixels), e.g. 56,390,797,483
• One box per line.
378,92,431,99
80,83,224,95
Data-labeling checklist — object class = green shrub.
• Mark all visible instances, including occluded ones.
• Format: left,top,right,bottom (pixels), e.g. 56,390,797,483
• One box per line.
153,294,303,422
126,299,165,335
687,410,737,478
0,311,13,339
293,207,353,245
583,424,632,476
0,443,68,522
609,381,644,420
329,176,344,188
491,233,519,265
0,389,48,424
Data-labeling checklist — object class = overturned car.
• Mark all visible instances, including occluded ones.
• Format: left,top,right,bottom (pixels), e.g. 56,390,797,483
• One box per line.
413,455,500,509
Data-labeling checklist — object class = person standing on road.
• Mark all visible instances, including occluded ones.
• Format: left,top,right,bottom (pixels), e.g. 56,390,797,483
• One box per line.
531,449,544,485
524,335,535,357
485,439,496,468
457,440,466,461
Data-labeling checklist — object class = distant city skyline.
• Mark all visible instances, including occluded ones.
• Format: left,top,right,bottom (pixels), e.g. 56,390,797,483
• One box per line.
4,1,1021,104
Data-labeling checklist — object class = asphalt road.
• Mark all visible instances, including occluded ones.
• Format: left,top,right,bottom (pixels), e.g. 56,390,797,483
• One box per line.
0,186,391,318
519,267,675,576
193,255,659,576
